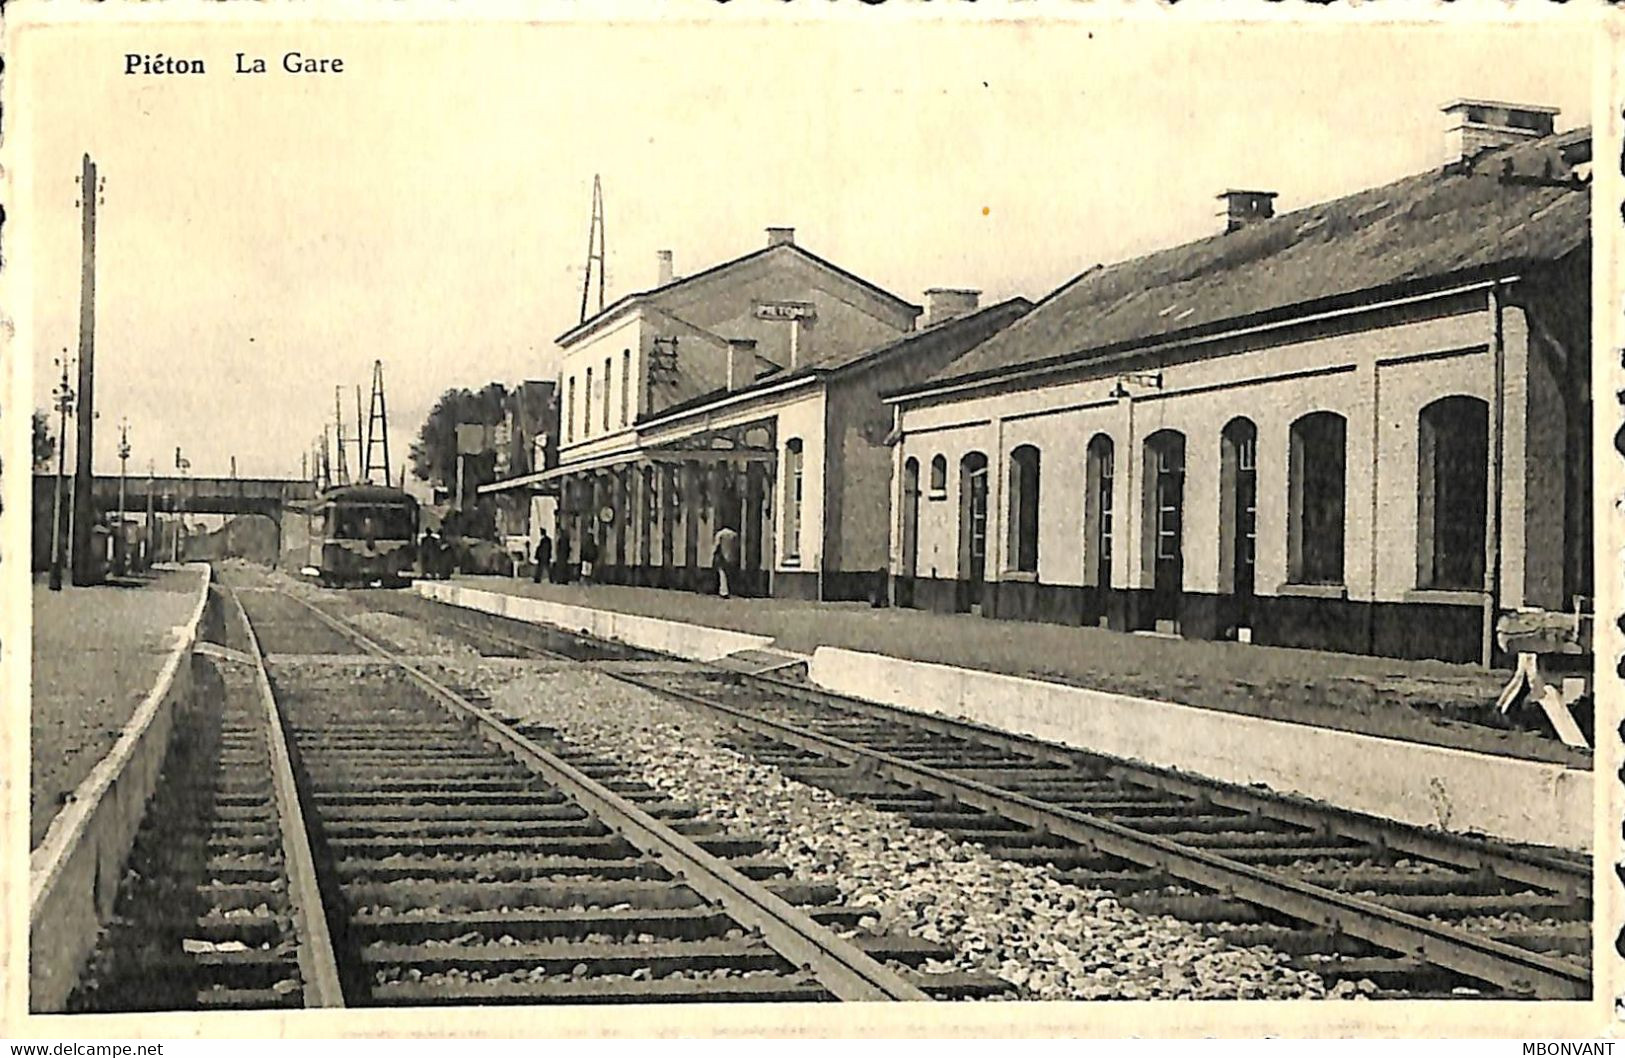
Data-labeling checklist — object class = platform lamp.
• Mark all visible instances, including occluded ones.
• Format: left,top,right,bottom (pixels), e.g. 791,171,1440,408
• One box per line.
48,352,75,591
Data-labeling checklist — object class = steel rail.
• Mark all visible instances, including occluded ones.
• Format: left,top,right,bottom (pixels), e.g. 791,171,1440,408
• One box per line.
617,674,1589,999
282,592,930,1002
735,671,1592,898
227,587,346,1007
421,606,1588,897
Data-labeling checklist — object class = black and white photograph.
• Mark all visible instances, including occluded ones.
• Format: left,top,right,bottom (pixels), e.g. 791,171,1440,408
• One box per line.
4,8,1618,1040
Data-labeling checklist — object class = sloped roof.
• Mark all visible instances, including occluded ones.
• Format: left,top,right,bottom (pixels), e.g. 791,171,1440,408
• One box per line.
557,242,922,346
642,297,1033,425
920,128,1591,391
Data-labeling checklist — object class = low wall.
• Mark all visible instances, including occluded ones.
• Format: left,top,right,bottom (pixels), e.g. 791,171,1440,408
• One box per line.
416,582,775,663
808,647,1593,853
28,563,215,1012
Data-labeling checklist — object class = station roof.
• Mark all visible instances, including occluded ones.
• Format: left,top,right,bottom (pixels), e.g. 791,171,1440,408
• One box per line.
639,296,1034,427
556,241,921,346
903,127,1591,397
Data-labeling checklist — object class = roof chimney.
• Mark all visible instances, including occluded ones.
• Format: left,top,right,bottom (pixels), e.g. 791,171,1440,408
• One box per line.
726,339,758,391
766,227,796,248
923,288,981,328
656,250,674,286
1218,190,1277,234
1442,99,1558,165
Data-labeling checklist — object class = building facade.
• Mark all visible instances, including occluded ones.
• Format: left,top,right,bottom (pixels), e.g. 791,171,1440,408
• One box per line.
526,227,1029,598
887,108,1590,664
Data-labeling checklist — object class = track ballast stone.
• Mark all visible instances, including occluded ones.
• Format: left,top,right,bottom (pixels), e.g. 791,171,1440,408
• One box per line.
432,658,1331,1001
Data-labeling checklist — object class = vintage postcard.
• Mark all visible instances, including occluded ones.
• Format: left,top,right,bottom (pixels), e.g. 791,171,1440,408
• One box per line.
2,4,1620,1041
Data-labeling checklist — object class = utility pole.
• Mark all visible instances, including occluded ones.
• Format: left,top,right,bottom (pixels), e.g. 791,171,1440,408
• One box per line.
334,386,349,486
364,360,391,485
579,175,606,324
354,384,365,480
174,446,190,562
70,153,102,585
48,354,75,591
116,418,130,575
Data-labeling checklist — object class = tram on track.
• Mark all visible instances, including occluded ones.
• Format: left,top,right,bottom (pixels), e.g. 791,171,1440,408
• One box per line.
304,483,419,587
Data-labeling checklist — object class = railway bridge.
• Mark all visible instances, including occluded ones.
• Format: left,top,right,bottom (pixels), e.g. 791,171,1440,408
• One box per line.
30,473,316,570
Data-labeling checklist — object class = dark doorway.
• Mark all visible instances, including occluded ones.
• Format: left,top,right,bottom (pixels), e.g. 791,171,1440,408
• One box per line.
1143,430,1185,628
958,452,989,611
899,458,920,607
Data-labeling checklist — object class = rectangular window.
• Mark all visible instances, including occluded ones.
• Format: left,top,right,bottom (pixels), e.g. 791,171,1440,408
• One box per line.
603,357,612,432
566,376,576,442
583,368,593,438
621,350,631,427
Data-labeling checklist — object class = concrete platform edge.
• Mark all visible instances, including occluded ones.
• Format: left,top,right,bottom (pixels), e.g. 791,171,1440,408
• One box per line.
27,563,214,1012
807,647,1592,853
415,581,775,662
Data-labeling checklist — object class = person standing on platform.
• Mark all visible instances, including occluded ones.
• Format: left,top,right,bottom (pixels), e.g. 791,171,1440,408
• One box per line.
712,524,740,599
532,529,552,584
556,529,573,584
579,531,600,584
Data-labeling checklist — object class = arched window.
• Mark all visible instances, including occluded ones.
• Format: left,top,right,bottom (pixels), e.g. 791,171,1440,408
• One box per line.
958,452,990,603
1418,396,1488,589
783,439,804,562
1288,411,1347,585
901,457,921,577
929,454,948,498
1007,445,1041,573
1084,434,1114,587
1219,418,1258,597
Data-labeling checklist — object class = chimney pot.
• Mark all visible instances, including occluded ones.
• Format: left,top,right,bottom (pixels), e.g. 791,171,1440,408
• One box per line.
726,338,758,391
923,288,981,328
766,226,796,248
1442,99,1558,166
656,250,674,286
1217,190,1277,234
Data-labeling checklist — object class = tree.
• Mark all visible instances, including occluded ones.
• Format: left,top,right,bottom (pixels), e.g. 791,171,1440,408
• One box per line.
32,410,54,471
409,383,509,536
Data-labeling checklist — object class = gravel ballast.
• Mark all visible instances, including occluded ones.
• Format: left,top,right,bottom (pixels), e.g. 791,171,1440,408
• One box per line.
430,657,1332,1001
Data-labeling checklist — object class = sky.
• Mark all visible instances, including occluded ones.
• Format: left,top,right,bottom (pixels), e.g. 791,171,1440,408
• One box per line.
17,16,1596,483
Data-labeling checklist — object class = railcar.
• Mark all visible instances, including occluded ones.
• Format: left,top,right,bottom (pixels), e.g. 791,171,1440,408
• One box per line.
305,484,419,587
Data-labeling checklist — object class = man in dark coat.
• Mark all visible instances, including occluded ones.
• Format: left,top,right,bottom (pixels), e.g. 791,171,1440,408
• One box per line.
555,530,573,584
533,529,553,584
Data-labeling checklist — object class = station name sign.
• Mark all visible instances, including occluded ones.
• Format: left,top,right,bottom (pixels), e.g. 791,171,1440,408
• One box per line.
753,301,816,322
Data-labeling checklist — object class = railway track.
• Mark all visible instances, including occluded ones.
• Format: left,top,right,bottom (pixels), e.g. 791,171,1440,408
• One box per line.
69,592,340,1012
385,593,1593,1002
217,584,1007,1005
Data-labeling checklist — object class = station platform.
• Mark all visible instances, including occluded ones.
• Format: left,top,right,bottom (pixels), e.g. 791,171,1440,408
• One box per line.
29,565,209,848
423,576,1595,852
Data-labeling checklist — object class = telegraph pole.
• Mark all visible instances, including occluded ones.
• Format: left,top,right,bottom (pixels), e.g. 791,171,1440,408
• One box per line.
116,418,130,575
48,355,75,591
334,387,348,486
71,154,102,585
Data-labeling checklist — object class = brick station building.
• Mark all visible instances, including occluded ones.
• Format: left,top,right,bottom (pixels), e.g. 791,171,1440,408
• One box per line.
885,102,1591,664
513,226,1029,599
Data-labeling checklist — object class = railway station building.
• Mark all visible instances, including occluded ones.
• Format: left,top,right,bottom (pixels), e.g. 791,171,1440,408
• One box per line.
501,227,1030,599
885,104,1591,664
